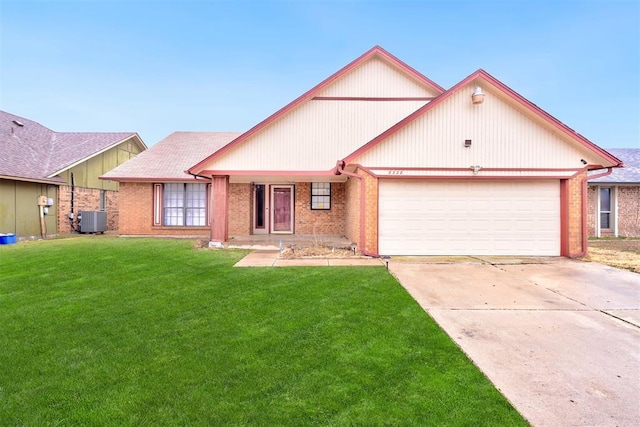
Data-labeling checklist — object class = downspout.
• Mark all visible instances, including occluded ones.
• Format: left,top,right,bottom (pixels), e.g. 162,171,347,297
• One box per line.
187,171,211,181
335,161,378,257
70,172,76,232
575,167,613,257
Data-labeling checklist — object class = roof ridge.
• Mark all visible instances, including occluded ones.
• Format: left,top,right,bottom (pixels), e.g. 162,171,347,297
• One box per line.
188,46,444,174
343,68,622,167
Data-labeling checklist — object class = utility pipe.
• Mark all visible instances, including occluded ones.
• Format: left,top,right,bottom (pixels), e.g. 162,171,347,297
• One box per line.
39,205,46,239
70,172,76,231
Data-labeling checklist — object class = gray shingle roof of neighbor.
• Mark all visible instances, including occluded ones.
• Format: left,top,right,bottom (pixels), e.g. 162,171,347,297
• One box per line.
101,131,243,181
589,148,640,184
0,110,143,183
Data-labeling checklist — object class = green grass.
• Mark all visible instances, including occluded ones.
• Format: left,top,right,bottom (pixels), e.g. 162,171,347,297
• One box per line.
0,238,526,426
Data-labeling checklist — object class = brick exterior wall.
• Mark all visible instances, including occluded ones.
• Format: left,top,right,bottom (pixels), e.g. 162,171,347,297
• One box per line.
229,183,251,236
588,185,640,237
617,186,640,237
565,173,586,256
342,171,380,255
115,174,604,255
117,182,209,237
57,185,118,234
344,176,361,248
294,183,346,235
226,182,348,238
587,186,597,237
362,171,379,255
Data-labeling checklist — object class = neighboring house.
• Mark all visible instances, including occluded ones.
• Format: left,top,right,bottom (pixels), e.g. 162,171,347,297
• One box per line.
0,111,146,238
588,148,640,237
102,46,622,257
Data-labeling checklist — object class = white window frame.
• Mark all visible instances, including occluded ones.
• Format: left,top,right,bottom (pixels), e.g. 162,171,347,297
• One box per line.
596,186,617,237
153,183,210,227
311,182,331,210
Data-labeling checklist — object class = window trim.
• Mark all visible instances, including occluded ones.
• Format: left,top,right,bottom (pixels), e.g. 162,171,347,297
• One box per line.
599,187,612,230
153,183,210,227
310,182,331,210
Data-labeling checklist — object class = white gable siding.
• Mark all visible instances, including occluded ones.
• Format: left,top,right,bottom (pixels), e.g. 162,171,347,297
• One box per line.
354,83,603,169
204,99,427,172
316,57,440,98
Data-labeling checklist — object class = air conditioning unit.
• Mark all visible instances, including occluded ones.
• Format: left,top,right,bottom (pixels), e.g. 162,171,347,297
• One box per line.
78,211,107,233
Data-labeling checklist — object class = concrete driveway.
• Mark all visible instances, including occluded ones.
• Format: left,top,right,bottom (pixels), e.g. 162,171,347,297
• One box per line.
389,257,640,427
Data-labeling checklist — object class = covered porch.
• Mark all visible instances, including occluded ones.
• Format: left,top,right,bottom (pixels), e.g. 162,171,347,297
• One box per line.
223,234,354,251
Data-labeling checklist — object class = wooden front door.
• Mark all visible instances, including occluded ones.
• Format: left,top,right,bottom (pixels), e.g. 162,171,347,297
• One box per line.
270,185,294,234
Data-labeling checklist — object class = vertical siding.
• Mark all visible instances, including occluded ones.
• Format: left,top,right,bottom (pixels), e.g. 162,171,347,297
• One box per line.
317,57,440,98
355,83,601,169
0,180,57,237
0,179,17,233
87,155,103,188
207,99,427,171
102,149,119,191
57,138,141,191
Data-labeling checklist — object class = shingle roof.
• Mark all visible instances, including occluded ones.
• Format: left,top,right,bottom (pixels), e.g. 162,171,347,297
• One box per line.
589,148,640,184
101,132,242,181
0,110,141,183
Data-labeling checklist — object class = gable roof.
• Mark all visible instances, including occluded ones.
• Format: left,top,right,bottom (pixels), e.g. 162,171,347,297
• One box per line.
101,132,242,182
343,69,623,168
187,46,445,175
0,110,145,184
589,148,640,184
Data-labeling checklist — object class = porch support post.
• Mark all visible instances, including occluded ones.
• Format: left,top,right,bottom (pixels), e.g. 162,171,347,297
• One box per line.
211,176,229,245
559,179,569,257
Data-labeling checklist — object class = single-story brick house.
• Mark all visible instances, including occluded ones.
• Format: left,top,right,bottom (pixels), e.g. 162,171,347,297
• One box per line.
102,46,622,257
588,148,639,237
0,110,146,238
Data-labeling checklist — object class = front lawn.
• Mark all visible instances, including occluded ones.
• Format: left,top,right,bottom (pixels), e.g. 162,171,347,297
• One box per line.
0,238,526,425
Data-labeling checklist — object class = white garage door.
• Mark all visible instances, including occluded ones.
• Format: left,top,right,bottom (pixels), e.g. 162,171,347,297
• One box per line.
379,180,560,256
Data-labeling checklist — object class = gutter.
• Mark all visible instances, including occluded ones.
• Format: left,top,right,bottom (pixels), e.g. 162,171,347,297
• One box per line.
335,161,378,257
575,167,613,258
186,170,212,181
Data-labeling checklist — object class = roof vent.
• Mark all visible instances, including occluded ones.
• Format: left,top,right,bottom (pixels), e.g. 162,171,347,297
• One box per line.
12,120,24,127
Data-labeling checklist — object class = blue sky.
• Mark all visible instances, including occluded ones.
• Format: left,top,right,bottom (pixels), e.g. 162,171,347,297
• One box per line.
1,0,638,148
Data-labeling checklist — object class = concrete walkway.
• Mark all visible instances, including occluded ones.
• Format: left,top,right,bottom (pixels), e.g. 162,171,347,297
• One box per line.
234,250,384,267
389,257,640,427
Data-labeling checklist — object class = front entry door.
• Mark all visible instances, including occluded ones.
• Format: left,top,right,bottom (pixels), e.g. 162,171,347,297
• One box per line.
271,185,294,234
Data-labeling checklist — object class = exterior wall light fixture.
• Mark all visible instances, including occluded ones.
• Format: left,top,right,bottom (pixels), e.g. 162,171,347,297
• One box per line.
472,87,485,104
464,139,472,147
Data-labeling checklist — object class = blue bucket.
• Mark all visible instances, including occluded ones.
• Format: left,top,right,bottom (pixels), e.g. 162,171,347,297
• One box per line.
0,234,17,245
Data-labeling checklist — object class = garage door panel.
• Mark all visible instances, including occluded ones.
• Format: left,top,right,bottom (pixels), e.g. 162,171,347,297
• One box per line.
379,180,560,256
